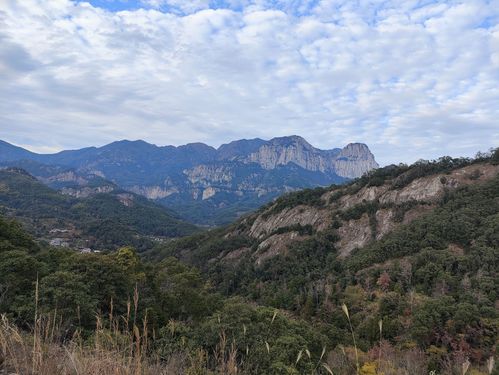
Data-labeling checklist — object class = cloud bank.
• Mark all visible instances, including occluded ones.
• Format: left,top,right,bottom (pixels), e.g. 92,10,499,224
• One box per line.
1,0,498,164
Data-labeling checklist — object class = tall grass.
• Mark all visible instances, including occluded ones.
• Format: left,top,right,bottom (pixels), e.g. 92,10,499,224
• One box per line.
0,290,163,374
1,296,496,375
342,303,360,374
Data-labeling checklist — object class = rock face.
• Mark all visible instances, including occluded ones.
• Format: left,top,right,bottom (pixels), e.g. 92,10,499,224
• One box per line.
0,136,378,225
245,136,334,171
60,185,114,198
243,136,377,179
128,186,179,200
333,143,379,179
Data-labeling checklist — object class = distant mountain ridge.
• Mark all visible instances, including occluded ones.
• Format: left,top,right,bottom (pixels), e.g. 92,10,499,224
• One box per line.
0,136,378,224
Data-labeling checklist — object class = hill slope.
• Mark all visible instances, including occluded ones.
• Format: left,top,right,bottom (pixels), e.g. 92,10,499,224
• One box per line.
149,151,499,366
0,168,198,250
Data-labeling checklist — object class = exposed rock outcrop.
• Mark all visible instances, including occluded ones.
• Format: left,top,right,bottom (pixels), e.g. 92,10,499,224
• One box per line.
224,162,499,264
128,185,179,200
243,136,378,178
184,164,234,185
249,205,330,239
60,185,114,198
332,143,379,179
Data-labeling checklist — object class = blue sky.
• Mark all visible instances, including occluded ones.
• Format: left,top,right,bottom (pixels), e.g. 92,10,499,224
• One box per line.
77,0,319,13
1,0,498,165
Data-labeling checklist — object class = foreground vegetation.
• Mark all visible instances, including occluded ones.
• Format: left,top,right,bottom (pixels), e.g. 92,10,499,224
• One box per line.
3,215,494,374
1,150,498,374
147,151,499,374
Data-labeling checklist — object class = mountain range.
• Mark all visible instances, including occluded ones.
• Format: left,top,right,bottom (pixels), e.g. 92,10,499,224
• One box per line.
0,136,378,224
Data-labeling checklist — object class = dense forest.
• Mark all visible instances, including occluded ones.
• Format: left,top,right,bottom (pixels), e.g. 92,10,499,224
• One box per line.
1,150,498,374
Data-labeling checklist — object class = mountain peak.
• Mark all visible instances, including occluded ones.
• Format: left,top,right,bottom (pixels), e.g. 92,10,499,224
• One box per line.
102,139,157,150
217,138,267,160
339,143,376,158
268,135,313,149
334,142,379,178
343,142,370,150
179,142,217,154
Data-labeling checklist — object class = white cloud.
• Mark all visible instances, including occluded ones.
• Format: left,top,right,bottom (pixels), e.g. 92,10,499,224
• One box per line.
0,0,498,164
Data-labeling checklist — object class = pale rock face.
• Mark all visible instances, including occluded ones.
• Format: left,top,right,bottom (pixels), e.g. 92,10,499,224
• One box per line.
226,162,499,263
243,137,378,179
254,232,306,266
128,185,178,199
375,209,396,240
117,193,134,207
336,185,389,209
380,176,447,204
86,170,106,178
42,171,88,186
332,143,379,179
336,213,372,257
245,136,331,172
60,185,114,198
332,163,499,256
184,164,234,185
249,205,331,239
202,187,217,200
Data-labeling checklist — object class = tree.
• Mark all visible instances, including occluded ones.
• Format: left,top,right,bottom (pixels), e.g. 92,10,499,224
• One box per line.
377,271,391,291
39,271,97,329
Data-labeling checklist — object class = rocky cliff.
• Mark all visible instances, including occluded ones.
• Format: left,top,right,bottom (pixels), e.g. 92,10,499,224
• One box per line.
243,136,377,178
220,160,499,264
332,143,379,178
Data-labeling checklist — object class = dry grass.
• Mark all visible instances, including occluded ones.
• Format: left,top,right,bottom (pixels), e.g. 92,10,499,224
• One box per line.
0,304,175,375
0,312,246,375
1,282,183,374
1,298,496,375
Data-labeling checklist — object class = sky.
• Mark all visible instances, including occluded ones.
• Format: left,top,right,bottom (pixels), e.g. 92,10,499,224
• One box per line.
0,0,498,165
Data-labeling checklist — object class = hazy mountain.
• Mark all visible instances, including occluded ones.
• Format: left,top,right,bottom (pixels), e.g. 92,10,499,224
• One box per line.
0,136,378,224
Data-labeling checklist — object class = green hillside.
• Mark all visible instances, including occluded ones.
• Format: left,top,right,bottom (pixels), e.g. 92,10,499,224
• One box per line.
0,216,337,374
145,151,499,373
0,168,198,250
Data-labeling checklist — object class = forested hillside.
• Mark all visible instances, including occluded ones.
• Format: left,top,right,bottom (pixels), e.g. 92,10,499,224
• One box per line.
0,168,197,250
0,216,340,374
147,150,499,374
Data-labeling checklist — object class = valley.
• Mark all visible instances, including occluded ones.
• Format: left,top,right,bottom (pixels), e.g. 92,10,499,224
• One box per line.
0,168,197,251
2,1,497,373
